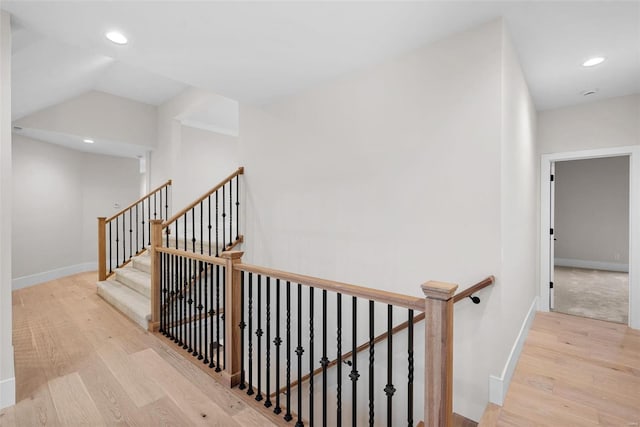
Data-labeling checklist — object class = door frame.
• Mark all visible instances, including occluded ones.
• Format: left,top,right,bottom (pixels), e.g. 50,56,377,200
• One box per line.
539,145,640,329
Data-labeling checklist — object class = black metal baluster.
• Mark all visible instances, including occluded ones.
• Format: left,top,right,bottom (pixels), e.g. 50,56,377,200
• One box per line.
208,264,216,369
351,297,359,427
309,287,315,427
235,175,240,240
159,187,163,220
159,253,164,334
385,305,395,427
284,281,292,422
274,279,282,414
321,290,328,427
165,185,169,219
215,264,221,371
115,217,119,268
148,197,151,245
141,199,146,250
108,222,112,274
265,277,272,408
177,255,183,346
239,272,246,389
153,193,157,219
336,293,342,427
368,301,374,427
256,275,263,402
168,254,174,339
200,202,204,255
228,182,233,247
208,195,212,256
247,273,254,395
183,213,187,252
129,209,133,259
223,266,227,369
191,207,196,253
182,257,188,350
196,261,203,359
215,191,219,256
407,310,414,427
203,261,209,365
188,259,194,353
122,213,126,264
172,254,177,342
222,183,226,250
296,284,304,427
135,204,139,253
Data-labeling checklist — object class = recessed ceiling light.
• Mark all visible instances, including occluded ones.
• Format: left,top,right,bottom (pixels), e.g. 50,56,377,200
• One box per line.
83,138,95,144
105,31,128,45
582,89,599,97
582,57,605,67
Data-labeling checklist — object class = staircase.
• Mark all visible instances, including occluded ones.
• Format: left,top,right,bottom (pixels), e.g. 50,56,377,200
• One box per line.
97,251,152,329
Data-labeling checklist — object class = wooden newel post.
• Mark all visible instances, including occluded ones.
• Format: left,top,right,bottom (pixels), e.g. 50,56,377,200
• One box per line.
422,280,458,427
97,217,107,281
149,219,164,332
220,250,244,387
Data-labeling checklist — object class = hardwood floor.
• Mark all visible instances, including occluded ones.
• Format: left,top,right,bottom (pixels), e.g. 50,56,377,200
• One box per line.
481,312,640,426
0,272,275,427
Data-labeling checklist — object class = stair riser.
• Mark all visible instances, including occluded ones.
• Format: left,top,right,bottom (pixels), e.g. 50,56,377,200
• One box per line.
115,271,151,298
97,284,149,330
132,258,151,274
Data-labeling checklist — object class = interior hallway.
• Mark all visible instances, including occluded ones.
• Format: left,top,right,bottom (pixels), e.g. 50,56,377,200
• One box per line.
0,272,274,426
481,312,640,426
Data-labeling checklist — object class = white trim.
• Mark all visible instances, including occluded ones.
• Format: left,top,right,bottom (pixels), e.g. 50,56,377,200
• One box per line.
540,145,640,329
554,258,629,273
12,262,97,290
489,297,538,405
0,362,15,410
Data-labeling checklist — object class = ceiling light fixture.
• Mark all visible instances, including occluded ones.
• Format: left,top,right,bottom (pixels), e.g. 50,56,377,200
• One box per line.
105,31,128,45
582,57,605,67
83,138,95,144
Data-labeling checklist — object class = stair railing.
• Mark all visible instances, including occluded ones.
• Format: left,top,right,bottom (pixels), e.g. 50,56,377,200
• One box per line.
148,241,462,426
97,179,172,281
161,167,244,256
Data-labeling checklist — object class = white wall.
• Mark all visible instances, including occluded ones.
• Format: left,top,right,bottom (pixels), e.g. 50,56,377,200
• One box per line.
237,20,536,420
12,134,140,286
151,88,239,211
555,157,629,269
15,90,158,148
538,94,640,154
0,9,15,410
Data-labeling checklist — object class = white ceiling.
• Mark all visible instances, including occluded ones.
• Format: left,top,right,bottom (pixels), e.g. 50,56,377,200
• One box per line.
3,1,640,117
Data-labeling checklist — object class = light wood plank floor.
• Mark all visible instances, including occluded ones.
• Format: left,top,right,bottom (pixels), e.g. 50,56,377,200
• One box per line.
0,272,275,427
481,312,640,426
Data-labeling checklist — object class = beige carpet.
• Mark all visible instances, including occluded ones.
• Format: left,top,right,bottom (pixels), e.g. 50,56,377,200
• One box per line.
554,266,628,324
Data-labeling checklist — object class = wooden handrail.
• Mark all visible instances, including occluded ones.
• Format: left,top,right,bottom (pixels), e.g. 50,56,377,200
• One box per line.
453,275,495,303
163,167,244,228
235,263,425,312
106,179,172,223
156,246,227,266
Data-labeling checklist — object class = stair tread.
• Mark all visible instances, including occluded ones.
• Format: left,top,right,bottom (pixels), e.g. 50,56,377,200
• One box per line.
97,279,150,329
114,264,151,297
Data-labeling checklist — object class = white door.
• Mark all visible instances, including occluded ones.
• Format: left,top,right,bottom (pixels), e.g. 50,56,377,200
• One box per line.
550,162,556,310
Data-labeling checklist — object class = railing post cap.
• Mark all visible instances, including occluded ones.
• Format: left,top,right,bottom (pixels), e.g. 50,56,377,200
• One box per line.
150,219,164,224
238,166,245,174
421,281,458,301
98,216,107,221
221,250,244,260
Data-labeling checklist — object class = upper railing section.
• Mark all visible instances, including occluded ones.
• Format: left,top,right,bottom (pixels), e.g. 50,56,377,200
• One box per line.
162,167,244,257
97,179,172,281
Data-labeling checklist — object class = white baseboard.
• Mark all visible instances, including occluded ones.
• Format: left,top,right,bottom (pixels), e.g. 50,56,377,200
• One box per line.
0,345,15,410
555,258,629,273
12,262,97,290
489,296,538,405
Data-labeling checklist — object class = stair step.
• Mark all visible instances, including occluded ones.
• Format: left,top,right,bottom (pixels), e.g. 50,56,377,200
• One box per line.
97,280,150,330
132,254,151,273
114,265,151,298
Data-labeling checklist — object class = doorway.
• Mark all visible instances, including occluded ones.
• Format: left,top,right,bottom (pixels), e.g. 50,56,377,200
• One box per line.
551,157,629,323
540,146,640,329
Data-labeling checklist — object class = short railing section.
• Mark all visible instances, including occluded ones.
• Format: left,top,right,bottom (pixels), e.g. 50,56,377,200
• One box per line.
148,242,487,426
97,179,172,281
162,167,244,256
